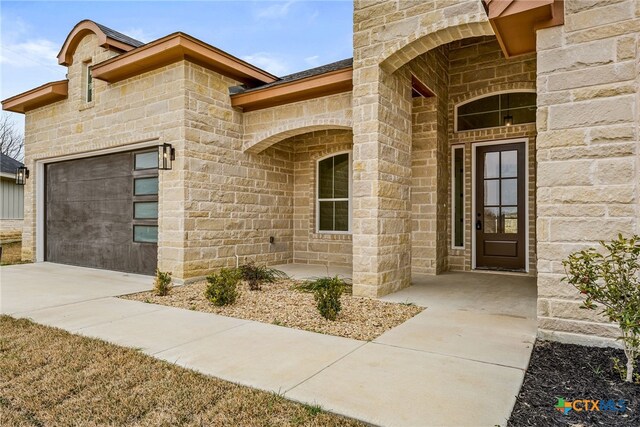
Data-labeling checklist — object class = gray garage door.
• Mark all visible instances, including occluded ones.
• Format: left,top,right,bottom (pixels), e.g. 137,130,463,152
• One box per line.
45,150,158,275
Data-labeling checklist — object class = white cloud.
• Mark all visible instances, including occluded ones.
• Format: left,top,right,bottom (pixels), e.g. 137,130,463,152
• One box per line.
0,38,59,70
305,55,320,67
122,28,155,44
254,0,295,20
242,52,291,76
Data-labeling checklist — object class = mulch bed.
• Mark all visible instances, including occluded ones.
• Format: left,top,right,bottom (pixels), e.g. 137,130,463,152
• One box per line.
509,340,639,427
122,279,423,341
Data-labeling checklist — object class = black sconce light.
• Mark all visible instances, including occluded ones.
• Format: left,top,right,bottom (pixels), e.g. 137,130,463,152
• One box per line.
158,143,175,170
503,93,513,126
15,166,29,185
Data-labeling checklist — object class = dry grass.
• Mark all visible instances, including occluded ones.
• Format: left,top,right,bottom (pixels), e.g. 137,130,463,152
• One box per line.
0,315,364,427
123,279,423,341
0,241,25,266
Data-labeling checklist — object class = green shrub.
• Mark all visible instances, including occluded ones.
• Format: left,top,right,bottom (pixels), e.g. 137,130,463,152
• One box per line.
239,261,287,291
305,276,344,321
563,234,640,383
153,270,172,296
293,276,352,295
205,268,241,306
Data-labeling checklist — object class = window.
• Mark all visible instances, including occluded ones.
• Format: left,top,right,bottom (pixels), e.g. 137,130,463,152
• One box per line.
317,152,351,233
456,91,536,132
86,64,93,103
132,150,159,244
451,146,464,248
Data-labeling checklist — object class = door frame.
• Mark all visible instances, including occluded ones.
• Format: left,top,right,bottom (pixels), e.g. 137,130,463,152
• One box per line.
35,138,160,262
471,137,529,272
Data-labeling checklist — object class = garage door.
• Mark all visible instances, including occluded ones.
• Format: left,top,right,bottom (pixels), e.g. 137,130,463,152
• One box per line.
45,149,158,275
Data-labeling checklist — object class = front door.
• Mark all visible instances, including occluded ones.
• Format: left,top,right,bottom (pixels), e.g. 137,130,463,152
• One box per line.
475,142,526,271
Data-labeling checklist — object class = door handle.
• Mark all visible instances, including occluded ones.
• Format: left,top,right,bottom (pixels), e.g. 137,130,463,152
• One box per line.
476,220,482,230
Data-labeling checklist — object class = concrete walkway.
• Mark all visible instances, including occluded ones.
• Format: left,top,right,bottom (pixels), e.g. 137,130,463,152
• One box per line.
1,263,536,427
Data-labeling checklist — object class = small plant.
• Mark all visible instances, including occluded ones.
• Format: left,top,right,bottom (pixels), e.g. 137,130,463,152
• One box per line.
153,270,172,296
563,234,640,383
205,268,241,306
239,261,287,291
293,276,352,295
303,403,323,417
304,276,345,321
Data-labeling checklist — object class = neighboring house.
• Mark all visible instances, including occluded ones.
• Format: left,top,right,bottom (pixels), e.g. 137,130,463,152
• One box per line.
2,1,639,347
0,155,25,240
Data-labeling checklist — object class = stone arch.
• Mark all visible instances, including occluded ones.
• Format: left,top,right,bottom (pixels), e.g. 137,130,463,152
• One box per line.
57,20,138,66
380,17,493,74
243,119,352,154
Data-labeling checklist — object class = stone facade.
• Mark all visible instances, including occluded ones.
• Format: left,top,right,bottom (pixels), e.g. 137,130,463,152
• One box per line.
12,1,640,346
291,129,353,267
535,0,640,345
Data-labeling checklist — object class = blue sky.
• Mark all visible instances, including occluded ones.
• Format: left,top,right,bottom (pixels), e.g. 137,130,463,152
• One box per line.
1,0,353,134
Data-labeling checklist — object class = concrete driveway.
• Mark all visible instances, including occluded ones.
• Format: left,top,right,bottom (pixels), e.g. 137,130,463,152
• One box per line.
1,263,537,427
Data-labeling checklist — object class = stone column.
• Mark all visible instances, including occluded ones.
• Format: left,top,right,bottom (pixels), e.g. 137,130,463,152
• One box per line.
352,62,413,297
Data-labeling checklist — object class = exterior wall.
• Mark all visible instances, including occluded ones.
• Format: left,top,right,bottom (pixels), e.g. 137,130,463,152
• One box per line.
181,62,294,280
242,92,352,153
21,33,186,276
447,37,538,274
536,0,640,345
1,176,24,220
352,0,493,297
291,129,353,267
408,47,449,275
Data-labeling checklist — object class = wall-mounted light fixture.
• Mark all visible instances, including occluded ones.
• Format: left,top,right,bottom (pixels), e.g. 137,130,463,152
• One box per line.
503,93,513,126
158,143,175,170
15,166,29,185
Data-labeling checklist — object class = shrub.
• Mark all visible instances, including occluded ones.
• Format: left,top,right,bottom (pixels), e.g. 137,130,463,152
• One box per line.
239,261,287,291
205,268,241,306
293,276,352,295
563,234,640,383
304,276,345,321
153,270,172,296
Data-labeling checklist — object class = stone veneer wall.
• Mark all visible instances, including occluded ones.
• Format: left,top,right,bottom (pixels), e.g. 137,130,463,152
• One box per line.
181,62,294,280
291,129,353,267
535,0,640,345
352,0,493,297
21,34,186,276
447,36,538,274
407,47,450,275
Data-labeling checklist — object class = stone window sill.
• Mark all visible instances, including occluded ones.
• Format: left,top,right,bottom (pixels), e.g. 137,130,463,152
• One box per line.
79,101,95,111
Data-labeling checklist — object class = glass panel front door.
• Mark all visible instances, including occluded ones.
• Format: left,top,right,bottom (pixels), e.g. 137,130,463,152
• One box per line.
475,142,526,271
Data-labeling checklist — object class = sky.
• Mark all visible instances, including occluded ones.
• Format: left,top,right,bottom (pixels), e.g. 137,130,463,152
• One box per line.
0,0,354,135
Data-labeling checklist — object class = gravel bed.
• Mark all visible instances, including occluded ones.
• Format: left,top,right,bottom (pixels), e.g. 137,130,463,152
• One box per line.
123,279,423,341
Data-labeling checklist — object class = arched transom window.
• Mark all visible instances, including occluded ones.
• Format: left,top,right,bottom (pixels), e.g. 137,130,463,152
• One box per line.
455,91,536,132
316,152,351,233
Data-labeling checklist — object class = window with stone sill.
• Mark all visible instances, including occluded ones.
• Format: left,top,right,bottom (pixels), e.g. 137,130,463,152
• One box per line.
316,152,351,234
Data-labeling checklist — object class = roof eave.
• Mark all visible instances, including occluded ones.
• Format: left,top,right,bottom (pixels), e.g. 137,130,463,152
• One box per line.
484,0,564,58
92,33,277,87
231,67,353,112
2,80,69,114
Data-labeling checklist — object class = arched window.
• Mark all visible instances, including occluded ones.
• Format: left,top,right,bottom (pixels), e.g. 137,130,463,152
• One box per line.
455,91,536,132
316,152,351,233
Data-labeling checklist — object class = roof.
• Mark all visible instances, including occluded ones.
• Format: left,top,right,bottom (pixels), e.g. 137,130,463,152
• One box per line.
239,58,353,93
0,154,24,175
94,22,145,48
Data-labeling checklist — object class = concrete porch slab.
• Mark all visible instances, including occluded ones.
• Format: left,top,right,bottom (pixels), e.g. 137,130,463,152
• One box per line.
154,320,364,393
272,263,352,281
374,309,536,369
286,342,524,427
